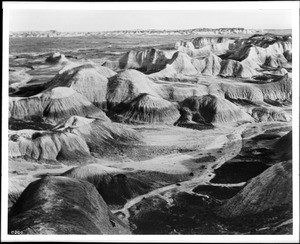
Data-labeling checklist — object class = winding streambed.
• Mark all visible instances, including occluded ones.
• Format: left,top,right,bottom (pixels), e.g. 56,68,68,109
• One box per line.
113,123,249,223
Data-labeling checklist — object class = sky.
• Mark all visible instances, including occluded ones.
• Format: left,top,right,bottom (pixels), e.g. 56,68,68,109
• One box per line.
9,9,292,32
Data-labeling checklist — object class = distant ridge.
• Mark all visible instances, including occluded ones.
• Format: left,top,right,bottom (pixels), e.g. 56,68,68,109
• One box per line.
9,28,268,38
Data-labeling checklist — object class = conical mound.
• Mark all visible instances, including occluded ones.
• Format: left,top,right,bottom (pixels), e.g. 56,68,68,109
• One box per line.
41,87,109,123
180,95,254,124
44,64,109,109
168,51,198,75
86,61,117,78
8,176,130,234
45,52,70,65
216,161,292,218
62,164,155,206
106,69,163,109
113,93,180,124
149,51,199,79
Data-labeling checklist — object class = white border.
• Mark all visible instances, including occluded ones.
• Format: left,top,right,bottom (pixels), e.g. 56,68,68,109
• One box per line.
2,1,300,243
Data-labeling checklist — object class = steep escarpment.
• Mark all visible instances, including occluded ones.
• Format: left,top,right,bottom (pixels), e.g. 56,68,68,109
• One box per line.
9,97,44,120
217,161,292,218
228,34,292,70
192,53,222,76
118,48,169,73
8,176,130,234
177,95,253,124
219,59,258,78
257,74,292,102
177,37,235,57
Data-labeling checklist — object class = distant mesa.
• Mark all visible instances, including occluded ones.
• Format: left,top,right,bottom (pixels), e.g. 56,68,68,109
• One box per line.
8,176,130,234
112,93,180,124
9,28,258,38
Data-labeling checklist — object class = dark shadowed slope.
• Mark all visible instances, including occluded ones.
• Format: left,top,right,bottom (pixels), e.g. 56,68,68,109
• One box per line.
8,176,130,234
62,164,158,206
216,160,292,218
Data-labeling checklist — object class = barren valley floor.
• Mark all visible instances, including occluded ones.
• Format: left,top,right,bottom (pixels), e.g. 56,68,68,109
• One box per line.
7,31,293,234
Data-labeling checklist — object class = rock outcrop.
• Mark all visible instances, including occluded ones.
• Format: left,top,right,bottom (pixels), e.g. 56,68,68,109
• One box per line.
219,59,258,78
250,106,291,122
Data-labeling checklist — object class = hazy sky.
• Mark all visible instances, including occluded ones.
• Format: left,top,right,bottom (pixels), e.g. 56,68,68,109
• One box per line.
9,9,292,32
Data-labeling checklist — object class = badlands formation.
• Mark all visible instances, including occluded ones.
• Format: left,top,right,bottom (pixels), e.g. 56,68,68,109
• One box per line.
8,30,293,235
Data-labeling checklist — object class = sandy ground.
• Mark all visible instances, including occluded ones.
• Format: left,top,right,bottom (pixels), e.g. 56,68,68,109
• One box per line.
8,121,291,191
